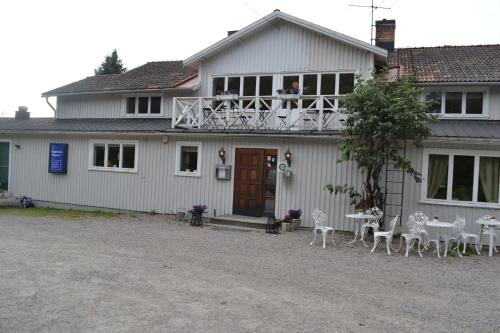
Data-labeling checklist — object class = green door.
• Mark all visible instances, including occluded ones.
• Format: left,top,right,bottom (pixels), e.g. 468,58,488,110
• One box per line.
0,142,9,191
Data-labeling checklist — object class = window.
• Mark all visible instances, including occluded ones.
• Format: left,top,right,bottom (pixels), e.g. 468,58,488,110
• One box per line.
423,149,500,206
424,92,442,114
426,154,448,200
242,76,256,108
125,96,162,115
175,142,202,177
423,90,486,116
451,155,474,201
212,77,225,96
89,141,138,172
445,92,462,114
302,74,318,108
320,74,336,95
259,76,273,110
338,73,355,95
466,92,483,114
212,75,274,109
227,77,240,95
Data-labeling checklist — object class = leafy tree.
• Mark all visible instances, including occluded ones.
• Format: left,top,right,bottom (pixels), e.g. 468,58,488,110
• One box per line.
94,49,127,75
324,72,436,210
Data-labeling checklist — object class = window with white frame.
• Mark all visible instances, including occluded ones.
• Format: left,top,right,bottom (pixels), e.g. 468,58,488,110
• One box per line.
281,72,355,108
175,142,202,176
125,96,162,115
212,75,274,110
422,149,500,206
424,89,487,116
89,141,138,172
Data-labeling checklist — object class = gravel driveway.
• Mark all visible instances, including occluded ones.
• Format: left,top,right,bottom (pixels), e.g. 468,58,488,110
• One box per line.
0,214,499,332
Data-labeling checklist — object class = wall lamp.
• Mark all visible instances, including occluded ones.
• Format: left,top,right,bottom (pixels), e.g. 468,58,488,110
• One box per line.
284,149,292,167
218,147,226,164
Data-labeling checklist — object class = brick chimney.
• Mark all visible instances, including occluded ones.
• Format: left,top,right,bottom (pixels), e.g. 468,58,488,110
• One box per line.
375,19,396,51
15,106,30,120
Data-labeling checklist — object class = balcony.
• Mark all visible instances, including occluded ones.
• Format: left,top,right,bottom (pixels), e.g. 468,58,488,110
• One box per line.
172,94,345,131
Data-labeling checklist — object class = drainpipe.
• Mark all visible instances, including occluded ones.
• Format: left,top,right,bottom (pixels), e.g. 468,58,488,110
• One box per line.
46,96,56,114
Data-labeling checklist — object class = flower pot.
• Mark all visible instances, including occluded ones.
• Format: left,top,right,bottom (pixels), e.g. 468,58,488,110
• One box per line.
190,212,203,226
292,218,301,231
282,222,293,232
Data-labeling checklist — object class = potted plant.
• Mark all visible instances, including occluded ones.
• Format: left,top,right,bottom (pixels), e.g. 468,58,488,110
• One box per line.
190,204,207,226
289,209,302,230
281,214,293,232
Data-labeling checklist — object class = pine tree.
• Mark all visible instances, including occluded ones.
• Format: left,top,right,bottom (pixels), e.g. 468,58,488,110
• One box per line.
94,49,127,75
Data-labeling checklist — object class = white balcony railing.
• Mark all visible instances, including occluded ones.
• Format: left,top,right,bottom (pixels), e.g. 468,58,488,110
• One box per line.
172,95,345,131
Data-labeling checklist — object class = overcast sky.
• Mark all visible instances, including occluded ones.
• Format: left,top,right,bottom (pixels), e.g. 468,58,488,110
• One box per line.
1,0,499,117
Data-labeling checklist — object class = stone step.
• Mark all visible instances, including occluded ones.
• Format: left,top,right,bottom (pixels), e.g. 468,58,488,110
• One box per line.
209,215,268,230
0,196,17,207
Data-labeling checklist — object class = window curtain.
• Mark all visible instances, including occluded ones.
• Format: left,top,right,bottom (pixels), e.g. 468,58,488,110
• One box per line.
479,157,500,203
427,155,448,199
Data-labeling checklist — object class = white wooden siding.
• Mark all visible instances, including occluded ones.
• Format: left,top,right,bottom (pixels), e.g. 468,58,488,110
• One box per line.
198,21,374,96
5,134,365,231
3,133,500,236
488,86,500,120
56,90,195,119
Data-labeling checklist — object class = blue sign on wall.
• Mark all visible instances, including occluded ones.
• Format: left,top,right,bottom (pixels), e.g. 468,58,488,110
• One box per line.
48,143,68,174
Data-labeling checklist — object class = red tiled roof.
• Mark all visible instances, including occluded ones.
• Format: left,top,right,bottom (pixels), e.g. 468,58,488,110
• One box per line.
388,45,500,83
42,61,197,96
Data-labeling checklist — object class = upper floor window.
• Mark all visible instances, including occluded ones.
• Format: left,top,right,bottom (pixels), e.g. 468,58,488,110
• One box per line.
89,140,138,172
125,96,162,115
212,75,274,109
424,89,486,116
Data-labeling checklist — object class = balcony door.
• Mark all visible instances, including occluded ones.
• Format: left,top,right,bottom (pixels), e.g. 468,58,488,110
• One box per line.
233,148,277,217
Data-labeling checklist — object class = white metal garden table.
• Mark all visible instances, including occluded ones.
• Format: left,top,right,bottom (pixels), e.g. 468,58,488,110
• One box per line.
345,213,375,244
476,218,500,257
425,220,454,256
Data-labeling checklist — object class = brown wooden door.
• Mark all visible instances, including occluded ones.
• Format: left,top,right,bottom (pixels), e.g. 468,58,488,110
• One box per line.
233,148,277,217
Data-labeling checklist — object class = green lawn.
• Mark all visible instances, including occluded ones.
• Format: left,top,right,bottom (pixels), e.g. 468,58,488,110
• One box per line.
0,206,124,219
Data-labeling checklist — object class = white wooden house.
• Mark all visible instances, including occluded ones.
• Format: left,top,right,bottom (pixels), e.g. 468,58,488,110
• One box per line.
1,10,500,234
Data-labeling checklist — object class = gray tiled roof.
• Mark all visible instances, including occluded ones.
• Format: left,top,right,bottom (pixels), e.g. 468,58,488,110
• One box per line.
0,118,173,133
388,45,500,83
0,117,339,136
42,61,197,96
2,118,499,139
428,119,500,139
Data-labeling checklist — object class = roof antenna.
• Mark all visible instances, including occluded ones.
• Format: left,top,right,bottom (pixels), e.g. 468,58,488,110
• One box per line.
349,0,391,44
242,2,281,31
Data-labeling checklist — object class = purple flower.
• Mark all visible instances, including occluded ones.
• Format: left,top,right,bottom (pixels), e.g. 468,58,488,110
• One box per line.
190,204,207,214
288,209,302,219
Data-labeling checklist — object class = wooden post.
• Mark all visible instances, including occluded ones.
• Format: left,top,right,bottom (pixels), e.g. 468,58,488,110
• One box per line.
197,98,203,128
255,97,260,129
172,98,177,128
318,96,324,131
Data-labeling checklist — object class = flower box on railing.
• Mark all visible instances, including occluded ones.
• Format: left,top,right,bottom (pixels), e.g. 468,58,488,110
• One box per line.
216,90,239,100
276,89,300,100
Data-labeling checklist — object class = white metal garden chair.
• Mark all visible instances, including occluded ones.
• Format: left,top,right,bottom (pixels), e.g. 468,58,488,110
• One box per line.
360,207,383,247
370,215,399,255
310,208,335,249
453,215,481,255
478,215,498,254
397,211,427,257
440,216,463,257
